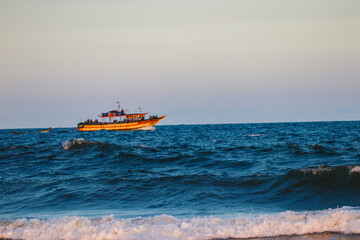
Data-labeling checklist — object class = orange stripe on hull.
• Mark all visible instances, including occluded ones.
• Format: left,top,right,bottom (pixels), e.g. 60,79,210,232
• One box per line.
78,116,166,131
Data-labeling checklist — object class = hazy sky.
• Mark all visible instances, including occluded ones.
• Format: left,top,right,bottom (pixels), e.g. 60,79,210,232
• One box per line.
1,0,359,128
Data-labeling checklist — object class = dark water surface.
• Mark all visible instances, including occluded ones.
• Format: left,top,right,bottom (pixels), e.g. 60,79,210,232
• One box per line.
1,121,360,239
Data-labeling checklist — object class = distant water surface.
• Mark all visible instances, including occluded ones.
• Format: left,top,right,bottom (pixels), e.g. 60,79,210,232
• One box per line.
1,121,360,239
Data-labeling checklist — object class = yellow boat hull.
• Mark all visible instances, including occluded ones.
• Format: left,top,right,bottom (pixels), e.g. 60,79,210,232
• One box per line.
77,115,166,131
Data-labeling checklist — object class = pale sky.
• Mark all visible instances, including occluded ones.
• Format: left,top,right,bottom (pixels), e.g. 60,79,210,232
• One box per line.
0,0,359,128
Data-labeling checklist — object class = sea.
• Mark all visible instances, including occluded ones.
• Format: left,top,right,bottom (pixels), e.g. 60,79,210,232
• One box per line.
1,121,360,240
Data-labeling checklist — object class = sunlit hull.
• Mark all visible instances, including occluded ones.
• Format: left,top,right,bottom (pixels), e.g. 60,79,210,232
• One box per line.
77,115,166,131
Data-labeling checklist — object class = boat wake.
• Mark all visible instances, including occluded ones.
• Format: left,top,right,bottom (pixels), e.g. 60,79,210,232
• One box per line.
137,126,156,131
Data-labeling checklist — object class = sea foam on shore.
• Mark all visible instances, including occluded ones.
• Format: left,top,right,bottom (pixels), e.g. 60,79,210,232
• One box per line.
1,207,360,240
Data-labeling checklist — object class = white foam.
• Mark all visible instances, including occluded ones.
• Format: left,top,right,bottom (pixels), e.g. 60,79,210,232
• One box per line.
137,126,156,131
247,134,261,137
350,166,360,173
299,166,327,175
298,165,360,175
1,207,360,240
62,138,86,150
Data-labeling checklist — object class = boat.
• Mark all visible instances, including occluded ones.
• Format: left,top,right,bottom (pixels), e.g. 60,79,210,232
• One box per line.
77,103,166,131
13,128,51,134
40,128,52,133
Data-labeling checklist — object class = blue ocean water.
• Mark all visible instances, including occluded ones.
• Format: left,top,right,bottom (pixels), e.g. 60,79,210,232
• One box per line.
1,121,360,239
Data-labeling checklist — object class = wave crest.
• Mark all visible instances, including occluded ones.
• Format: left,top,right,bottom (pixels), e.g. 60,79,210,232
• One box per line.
350,166,360,173
292,164,360,176
1,208,360,240
62,138,95,150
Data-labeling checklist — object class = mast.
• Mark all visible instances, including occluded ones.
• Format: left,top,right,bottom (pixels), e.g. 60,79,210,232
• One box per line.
117,100,122,122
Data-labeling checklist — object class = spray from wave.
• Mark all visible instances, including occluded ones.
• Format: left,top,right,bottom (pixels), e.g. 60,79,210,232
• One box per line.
1,207,360,240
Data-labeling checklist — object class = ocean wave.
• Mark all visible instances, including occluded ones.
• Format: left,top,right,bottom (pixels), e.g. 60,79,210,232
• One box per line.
62,138,89,150
61,138,116,151
8,145,31,150
1,207,360,240
284,143,340,156
0,145,32,152
292,164,360,176
277,164,360,199
310,144,339,155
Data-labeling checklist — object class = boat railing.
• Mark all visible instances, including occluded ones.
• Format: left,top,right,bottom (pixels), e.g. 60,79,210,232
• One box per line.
79,115,162,126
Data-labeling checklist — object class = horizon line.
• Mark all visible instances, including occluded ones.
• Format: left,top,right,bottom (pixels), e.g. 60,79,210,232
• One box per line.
1,119,359,130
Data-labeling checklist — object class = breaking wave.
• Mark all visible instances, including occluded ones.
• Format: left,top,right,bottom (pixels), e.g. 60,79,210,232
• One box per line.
61,138,104,150
289,164,360,177
1,207,360,240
